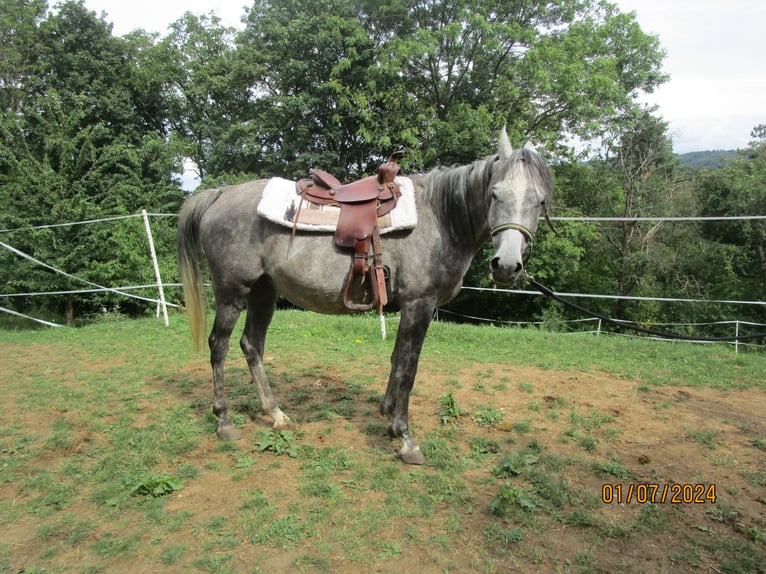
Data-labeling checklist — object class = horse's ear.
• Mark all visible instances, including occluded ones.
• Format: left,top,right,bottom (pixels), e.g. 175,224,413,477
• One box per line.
499,125,513,159
523,141,538,153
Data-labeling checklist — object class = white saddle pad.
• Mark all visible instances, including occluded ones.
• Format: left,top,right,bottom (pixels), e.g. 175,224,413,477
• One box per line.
257,176,418,233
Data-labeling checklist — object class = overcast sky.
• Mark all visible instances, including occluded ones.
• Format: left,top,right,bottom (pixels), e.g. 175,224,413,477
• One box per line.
83,0,765,154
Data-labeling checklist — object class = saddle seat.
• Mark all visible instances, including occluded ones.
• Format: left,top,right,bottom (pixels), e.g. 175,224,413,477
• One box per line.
295,151,404,312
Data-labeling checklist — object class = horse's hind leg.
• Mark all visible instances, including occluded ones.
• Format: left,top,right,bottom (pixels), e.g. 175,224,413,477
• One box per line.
240,278,289,428
210,299,245,440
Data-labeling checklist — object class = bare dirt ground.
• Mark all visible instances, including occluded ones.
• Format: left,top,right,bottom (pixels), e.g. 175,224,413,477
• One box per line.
2,343,765,573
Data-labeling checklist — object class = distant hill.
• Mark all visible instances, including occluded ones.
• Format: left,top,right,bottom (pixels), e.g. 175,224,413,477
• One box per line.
678,150,738,168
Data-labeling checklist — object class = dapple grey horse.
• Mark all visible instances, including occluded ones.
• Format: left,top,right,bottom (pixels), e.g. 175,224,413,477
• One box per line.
177,127,554,464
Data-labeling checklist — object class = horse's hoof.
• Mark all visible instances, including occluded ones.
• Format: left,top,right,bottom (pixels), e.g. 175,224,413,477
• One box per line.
273,420,296,431
398,445,426,465
217,425,241,441
271,410,294,430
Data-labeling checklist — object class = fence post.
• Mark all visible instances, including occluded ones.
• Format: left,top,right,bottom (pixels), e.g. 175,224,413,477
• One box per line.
735,320,740,354
597,318,602,337
141,209,169,327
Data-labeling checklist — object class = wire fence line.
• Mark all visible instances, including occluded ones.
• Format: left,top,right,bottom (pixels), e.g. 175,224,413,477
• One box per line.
0,213,178,234
1,211,764,349
1,212,764,235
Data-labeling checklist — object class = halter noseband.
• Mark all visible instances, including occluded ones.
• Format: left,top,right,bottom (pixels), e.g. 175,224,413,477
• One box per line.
490,223,535,243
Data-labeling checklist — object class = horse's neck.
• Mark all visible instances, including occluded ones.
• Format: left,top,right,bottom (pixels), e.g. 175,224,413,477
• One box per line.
419,165,492,254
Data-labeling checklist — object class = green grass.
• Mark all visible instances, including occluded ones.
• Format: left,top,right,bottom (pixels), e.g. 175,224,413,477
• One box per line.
0,310,764,573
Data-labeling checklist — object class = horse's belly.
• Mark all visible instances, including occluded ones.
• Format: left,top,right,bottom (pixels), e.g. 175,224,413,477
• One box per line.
268,244,356,314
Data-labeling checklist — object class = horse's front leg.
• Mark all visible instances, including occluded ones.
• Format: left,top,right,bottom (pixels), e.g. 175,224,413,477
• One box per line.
382,297,435,465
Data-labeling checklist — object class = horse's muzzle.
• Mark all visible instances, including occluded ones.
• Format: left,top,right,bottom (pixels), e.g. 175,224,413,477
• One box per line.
490,256,524,286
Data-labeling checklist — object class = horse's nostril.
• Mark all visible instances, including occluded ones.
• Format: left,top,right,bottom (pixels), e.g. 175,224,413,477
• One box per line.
515,262,523,273
491,257,500,271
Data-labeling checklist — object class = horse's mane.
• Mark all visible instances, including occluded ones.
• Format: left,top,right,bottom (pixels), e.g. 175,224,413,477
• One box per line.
421,147,554,245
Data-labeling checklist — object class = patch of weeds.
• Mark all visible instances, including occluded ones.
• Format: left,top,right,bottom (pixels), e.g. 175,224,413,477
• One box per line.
239,488,273,512
603,426,622,443
476,368,495,380
415,469,472,507
562,507,599,527
166,509,195,533
685,428,723,449
525,400,541,412
469,437,500,459
233,455,257,470
131,474,184,498
489,484,538,518
706,502,739,524
635,503,668,533
301,445,351,472
593,457,630,479
364,421,388,436
36,514,94,547
669,542,703,568
512,420,532,434
526,468,585,510
473,405,504,427
295,554,331,572
193,553,234,573
255,429,299,457
300,472,344,501
421,434,467,472
160,544,188,566
484,523,525,546
377,540,403,558
91,531,140,559
288,386,312,404
570,548,597,571
740,468,765,488
249,516,311,548
518,382,535,393
494,449,540,478
746,526,764,543
709,537,764,574
571,409,615,430
439,391,466,424
751,436,766,450
443,378,462,389
579,436,598,452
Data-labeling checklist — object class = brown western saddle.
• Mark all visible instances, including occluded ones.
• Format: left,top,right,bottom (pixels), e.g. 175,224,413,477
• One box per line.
295,151,404,313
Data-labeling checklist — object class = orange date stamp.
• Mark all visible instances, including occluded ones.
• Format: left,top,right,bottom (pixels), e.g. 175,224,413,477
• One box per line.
601,483,716,504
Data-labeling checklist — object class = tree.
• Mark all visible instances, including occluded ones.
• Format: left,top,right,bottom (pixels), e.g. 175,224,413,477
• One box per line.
695,126,766,321
161,12,250,180
194,0,667,179
371,0,667,165
0,1,184,324
236,0,385,179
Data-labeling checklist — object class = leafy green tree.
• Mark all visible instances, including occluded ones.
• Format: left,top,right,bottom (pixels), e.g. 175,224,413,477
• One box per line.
236,0,385,179
161,12,251,180
695,126,766,322
0,1,183,324
371,0,666,166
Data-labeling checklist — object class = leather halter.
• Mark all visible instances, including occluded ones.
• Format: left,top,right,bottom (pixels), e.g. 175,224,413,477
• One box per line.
490,222,535,243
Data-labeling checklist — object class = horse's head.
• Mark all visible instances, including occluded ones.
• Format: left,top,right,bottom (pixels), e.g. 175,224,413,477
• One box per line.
488,127,553,286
